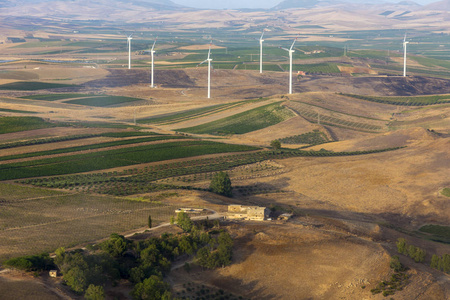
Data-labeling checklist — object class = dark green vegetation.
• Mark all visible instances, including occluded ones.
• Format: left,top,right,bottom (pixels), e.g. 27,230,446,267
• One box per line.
4,253,53,272
65,95,143,107
0,135,186,162
342,93,450,106
419,225,450,243
178,102,295,135
0,108,38,114
370,255,410,297
20,93,93,101
0,81,74,90
1,140,256,181
279,130,330,145
22,147,403,196
0,131,156,150
0,116,55,134
209,172,232,197
41,216,234,298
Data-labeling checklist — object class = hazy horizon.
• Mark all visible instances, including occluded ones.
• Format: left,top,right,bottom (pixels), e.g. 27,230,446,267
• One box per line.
172,0,440,9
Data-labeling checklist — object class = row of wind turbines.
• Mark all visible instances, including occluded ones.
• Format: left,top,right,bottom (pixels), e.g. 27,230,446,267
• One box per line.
125,32,410,99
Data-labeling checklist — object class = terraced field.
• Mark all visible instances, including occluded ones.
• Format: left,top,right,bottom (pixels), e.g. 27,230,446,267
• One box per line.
178,102,295,135
138,99,263,125
286,101,387,133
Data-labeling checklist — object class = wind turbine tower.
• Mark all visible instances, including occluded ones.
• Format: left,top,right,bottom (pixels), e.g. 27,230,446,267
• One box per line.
150,37,157,88
259,30,265,73
127,34,133,69
403,34,409,77
199,42,213,99
281,38,297,94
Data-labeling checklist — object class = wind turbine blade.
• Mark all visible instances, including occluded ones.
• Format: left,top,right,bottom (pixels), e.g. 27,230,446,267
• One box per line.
151,37,157,51
260,30,265,40
198,59,207,66
280,47,289,52
290,38,298,51
207,41,212,59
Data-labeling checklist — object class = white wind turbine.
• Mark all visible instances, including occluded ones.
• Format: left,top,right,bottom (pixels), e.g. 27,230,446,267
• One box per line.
150,37,157,88
259,30,265,73
281,38,297,94
127,34,133,69
403,34,409,77
198,42,213,99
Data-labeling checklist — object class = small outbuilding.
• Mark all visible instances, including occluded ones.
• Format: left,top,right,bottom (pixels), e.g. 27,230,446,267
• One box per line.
49,270,58,278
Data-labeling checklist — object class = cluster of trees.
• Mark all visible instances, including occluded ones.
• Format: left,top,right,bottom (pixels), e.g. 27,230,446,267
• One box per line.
430,254,450,273
3,213,233,300
196,231,233,269
396,238,426,263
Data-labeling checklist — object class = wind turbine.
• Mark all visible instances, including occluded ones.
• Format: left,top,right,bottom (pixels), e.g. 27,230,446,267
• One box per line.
150,37,157,88
198,42,213,99
127,34,133,69
403,34,409,77
259,30,265,73
280,38,297,94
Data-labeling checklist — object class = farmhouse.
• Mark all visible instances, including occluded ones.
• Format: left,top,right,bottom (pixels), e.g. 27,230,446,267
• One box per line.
226,205,270,221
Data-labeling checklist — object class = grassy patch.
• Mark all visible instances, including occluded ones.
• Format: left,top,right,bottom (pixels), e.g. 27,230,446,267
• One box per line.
440,188,450,197
0,81,74,90
0,116,55,134
64,95,143,107
178,102,295,135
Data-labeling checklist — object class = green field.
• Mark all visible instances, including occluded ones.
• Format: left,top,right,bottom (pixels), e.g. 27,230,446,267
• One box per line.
178,102,295,135
0,135,186,162
19,93,93,101
342,93,450,106
0,116,56,134
418,224,450,243
0,182,177,261
64,95,143,107
0,108,38,114
0,81,74,90
0,140,257,180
